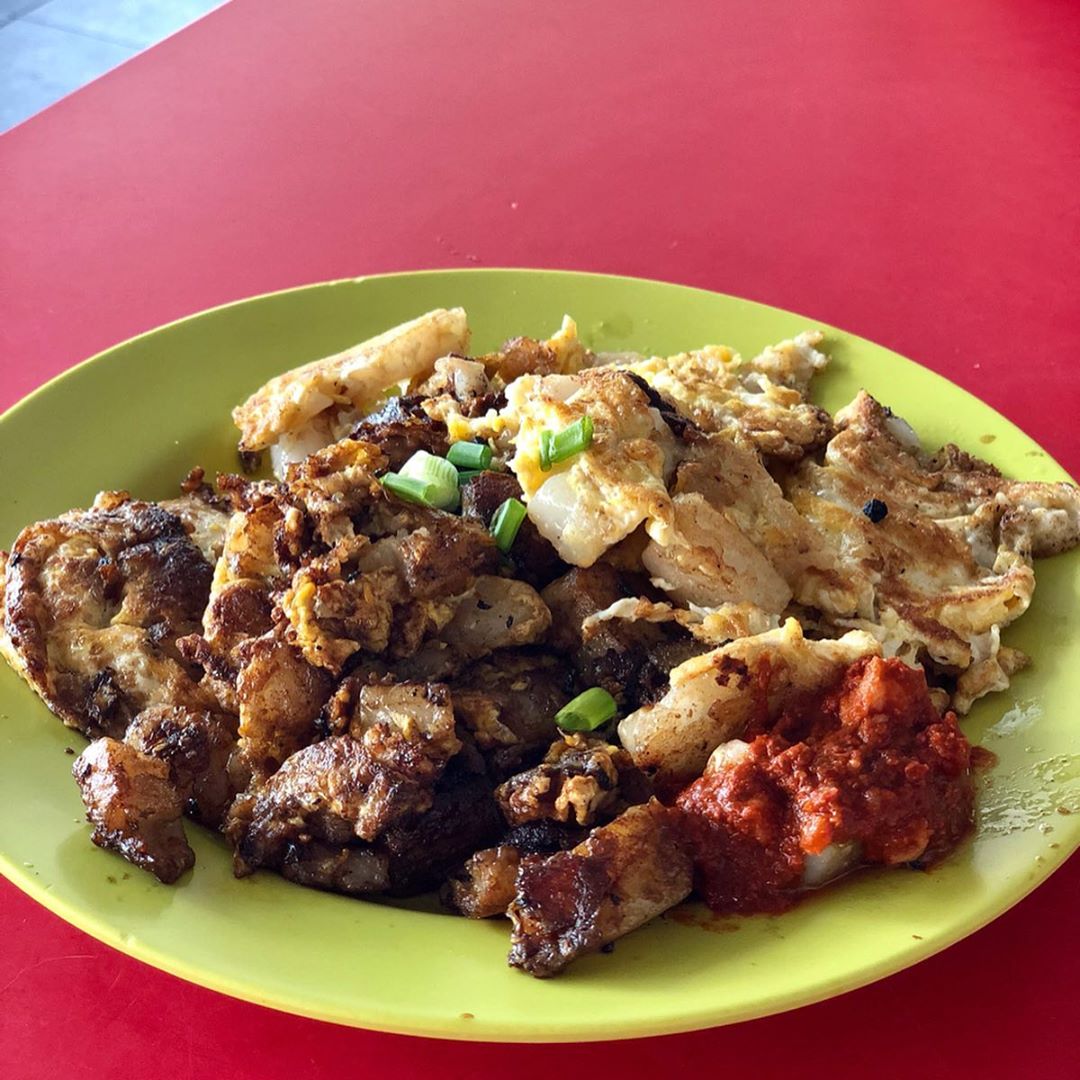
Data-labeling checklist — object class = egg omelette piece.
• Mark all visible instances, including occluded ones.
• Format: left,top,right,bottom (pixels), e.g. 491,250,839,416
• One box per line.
0,492,229,739
618,330,833,461
785,390,1080,711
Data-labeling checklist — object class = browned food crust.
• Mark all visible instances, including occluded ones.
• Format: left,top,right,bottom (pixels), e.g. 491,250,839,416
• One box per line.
2,496,222,738
124,706,238,829
459,470,565,587
349,395,451,470
442,845,521,918
495,733,651,829
507,799,692,977
72,737,194,884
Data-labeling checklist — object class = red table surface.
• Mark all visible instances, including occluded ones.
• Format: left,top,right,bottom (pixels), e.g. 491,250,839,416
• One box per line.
1,0,1078,1076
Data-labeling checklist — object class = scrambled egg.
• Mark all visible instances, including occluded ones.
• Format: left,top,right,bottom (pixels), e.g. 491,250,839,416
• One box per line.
621,332,832,460
229,311,1079,717
581,597,780,645
422,315,589,447
502,367,676,566
785,391,1080,710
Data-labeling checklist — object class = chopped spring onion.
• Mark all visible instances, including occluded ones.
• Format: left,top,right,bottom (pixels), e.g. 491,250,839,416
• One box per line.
489,497,527,552
400,449,459,489
456,468,484,485
389,450,460,509
538,415,594,471
538,430,555,471
554,687,617,732
447,441,493,471
379,472,438,505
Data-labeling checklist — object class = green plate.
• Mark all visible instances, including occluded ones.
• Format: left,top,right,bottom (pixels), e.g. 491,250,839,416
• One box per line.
1,270,1077,1042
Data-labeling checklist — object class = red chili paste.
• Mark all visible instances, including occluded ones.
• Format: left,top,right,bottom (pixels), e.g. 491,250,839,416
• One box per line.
676,656,974,914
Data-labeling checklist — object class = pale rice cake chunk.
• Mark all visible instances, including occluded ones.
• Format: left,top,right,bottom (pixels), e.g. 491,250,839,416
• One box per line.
617,619,881,790
233,307,469,453
502,367,677,566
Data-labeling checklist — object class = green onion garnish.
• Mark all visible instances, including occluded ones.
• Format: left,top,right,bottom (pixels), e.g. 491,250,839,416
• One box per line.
380,472,438,505
538,430,555,471
456,468,484,486
392,450,460,510
489,497,527,553
538,415,594,472
400,449,459,488
554,687,617,732
447,441,493,471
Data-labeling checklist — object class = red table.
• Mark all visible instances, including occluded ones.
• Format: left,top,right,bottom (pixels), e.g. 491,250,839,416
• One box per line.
2,1,1078,1076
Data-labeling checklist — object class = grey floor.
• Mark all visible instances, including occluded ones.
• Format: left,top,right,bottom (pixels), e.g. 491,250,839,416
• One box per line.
1,0,222,132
